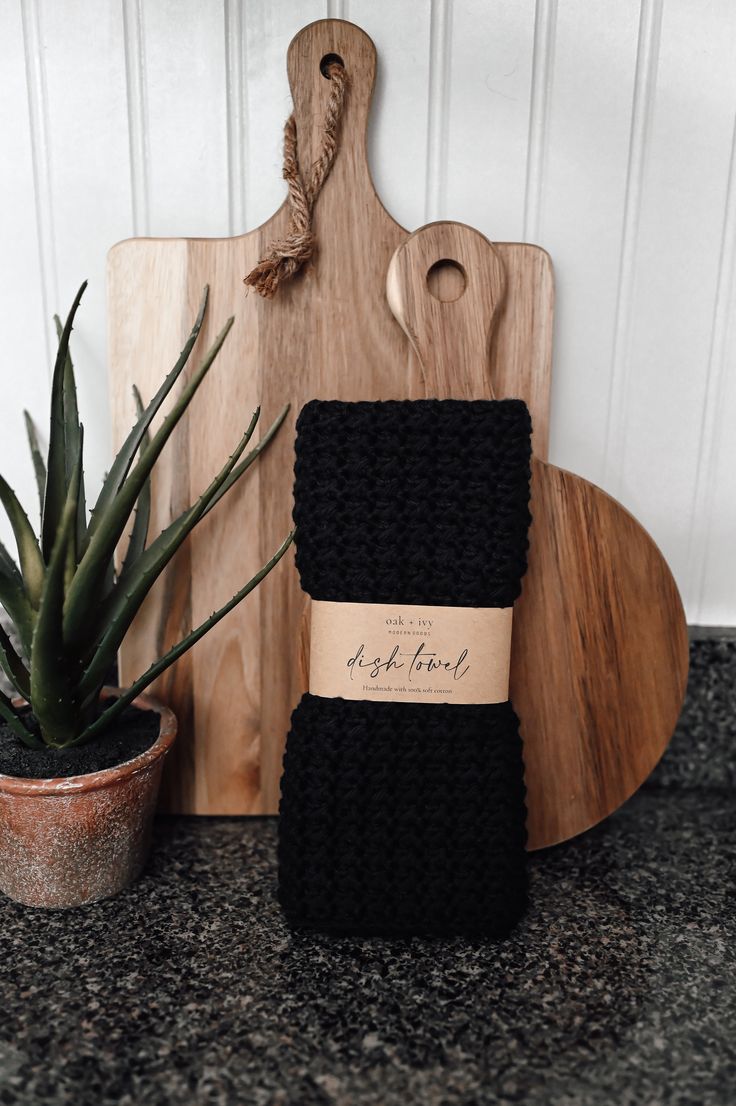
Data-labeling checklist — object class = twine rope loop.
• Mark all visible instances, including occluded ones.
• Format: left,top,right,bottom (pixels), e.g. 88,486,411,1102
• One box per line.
244,61,349,298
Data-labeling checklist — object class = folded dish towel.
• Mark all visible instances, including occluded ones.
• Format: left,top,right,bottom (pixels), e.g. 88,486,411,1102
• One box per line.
278,398,532,936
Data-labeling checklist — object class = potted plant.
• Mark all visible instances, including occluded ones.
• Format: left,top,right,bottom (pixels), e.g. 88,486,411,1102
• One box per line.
0,282,292,909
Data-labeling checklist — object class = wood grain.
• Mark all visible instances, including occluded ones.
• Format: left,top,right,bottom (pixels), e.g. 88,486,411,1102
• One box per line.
387,222,689,849
108,19,554,815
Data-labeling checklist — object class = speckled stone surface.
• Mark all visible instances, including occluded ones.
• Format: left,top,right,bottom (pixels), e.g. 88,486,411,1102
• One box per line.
649,637,736,792
0,638,733,1106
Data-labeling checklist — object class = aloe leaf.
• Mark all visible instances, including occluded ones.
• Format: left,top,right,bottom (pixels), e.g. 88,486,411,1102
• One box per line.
0,689,39,749
24,411,47,519
0,473,45,609
64,315,234,649
119,486,150,580
201,404,290,520
0,542,35,654
52,312,73,368
0,622,30,699
119,387,152,580
42,281,86,561
73,442,87,562
30,463,82,747
54,310,79,446
63,425,84,598
54,315,88,560
88,285,209,538
73,531,293,745
78,410,261,699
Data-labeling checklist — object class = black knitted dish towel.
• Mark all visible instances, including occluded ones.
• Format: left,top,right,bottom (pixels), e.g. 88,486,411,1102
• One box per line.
278,399,533,936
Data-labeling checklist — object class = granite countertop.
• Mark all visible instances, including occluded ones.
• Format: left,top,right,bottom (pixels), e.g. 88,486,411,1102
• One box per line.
0,639,734,1106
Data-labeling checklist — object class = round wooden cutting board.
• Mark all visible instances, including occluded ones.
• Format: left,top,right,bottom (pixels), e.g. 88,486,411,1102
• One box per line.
387,222,689,848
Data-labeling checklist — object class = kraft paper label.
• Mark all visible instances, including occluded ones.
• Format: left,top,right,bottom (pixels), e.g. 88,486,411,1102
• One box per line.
309,601,513,705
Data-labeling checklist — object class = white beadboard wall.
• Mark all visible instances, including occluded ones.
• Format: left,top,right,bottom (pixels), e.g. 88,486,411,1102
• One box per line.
2,0,735,624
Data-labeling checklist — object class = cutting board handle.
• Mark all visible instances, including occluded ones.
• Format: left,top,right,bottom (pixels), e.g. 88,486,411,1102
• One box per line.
286,19,381,213
387,221,507,400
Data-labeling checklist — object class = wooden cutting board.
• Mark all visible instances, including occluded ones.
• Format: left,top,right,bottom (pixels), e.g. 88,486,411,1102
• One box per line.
387,222,689,849
108,19,554,817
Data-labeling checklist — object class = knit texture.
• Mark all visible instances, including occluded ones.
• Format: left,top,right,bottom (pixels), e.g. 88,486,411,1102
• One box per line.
279,399,532,936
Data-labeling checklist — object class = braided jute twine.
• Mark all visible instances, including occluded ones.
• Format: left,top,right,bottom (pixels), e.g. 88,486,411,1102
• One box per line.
244,61,349,298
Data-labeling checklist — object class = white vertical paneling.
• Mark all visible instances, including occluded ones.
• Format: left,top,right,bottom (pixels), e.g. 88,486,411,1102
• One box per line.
348,0,432,232
540,0,642,484
443,0,536,237
122,0,150,236
225,0,247,235
688,118,736,624
602,0,663,489
698,340,736,624
35,0,132,506
138,0,229,237
1,1,735,623
242,0,325,230
606,0,736,612
20,0,58,369
0,2,50,547
425,0,453,222
523,0,557,242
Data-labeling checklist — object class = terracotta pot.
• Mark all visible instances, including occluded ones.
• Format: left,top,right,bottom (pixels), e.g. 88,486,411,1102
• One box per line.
0,688,177,909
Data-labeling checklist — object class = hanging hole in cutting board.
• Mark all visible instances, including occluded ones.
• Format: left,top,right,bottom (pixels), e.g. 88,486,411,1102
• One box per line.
427,259,467,302
320,53,345,78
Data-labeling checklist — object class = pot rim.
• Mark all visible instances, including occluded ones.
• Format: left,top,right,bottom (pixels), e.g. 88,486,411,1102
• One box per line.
0,687,177,797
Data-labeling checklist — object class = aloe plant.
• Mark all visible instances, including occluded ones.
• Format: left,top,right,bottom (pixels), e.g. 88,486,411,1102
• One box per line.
0,282,292,750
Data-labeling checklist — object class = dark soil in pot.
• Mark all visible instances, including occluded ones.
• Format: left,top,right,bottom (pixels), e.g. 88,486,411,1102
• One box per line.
0,705,160,779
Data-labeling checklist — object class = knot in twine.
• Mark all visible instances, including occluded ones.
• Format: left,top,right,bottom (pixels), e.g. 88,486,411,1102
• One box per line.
244,61,349,298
